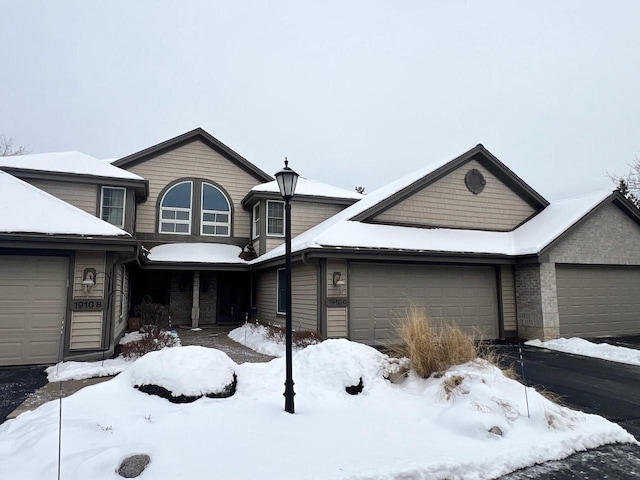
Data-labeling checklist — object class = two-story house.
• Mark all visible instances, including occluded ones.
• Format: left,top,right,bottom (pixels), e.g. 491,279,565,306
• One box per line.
2,128,640,366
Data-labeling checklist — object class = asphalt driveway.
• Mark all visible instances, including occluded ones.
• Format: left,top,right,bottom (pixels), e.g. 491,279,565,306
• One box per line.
497,342,640,479
0,365,48,424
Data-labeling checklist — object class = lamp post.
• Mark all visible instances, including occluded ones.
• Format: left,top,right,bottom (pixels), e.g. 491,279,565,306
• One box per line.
274,158,299,414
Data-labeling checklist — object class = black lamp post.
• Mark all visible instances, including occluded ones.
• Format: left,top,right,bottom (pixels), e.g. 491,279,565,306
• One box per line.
274,158,299,414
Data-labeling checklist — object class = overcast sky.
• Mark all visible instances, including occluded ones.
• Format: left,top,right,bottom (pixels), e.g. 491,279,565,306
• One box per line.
2,1,639,200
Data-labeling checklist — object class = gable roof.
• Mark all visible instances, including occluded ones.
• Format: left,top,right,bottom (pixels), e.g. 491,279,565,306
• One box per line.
113,128,273,183
242,177,364,206
0,170,131,237
0,151,144,181
351,144,549,222
252,189,617,264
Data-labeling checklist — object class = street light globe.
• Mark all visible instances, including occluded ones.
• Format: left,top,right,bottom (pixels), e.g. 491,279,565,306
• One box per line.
274,158,299,199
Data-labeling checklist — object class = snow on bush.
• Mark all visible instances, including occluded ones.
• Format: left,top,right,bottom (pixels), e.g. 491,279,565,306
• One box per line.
228,321,320,357
124,346,237,398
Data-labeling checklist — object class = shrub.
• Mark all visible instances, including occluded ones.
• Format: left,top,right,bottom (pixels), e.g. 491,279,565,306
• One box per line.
121,328,179,359
254,320,322,348
396,308,477,378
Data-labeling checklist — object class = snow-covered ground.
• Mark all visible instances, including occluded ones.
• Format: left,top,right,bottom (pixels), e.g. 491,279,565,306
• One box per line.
228,322,318,357
0,337,635,480
526,337,640,367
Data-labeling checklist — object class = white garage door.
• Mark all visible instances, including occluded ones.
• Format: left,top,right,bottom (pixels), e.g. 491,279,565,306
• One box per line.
349,263,499,345
0,256,69,366
556,265,640,338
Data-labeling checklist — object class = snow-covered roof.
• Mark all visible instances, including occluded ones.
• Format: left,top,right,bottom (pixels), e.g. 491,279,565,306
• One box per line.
146,243,248,264
0,170,131,236
250,177,365,200
253,184,614,263
0,151,144,181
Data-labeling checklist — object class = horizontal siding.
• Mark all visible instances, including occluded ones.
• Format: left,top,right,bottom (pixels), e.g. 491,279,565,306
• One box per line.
255,264,318,332
501,265,517,333
373,159,535,231
291,202,344,237
73,252,106,299
70,311,102,350
28,179,97,215
327,259,348,338
127,140,260,237
265,237,284,253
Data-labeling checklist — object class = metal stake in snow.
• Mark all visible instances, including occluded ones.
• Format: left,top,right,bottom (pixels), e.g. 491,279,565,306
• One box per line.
56,316,65,480
518,343,530,418
244,313,248,363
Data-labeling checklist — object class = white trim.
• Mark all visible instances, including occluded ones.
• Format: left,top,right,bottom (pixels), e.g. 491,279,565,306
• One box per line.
200,182,231,237
252,202,260,240
159,180,193,235
100,186,126,229
267,200,285,237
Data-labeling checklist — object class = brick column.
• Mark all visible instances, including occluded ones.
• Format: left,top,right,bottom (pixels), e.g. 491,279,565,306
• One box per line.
539,262,560,340
191,271,200,328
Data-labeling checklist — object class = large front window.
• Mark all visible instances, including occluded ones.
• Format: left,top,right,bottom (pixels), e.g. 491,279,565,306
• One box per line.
267,200,284,236
201,183,231,236
160,181,192,234
101,187,125,228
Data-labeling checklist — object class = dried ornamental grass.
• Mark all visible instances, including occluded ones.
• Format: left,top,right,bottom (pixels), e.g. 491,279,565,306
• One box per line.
397,308,477,378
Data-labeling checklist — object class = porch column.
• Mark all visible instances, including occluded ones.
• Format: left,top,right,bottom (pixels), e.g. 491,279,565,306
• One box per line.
191,271,200,328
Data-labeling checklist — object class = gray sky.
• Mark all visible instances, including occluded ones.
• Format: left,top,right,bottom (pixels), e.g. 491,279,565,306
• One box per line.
2,1,639,200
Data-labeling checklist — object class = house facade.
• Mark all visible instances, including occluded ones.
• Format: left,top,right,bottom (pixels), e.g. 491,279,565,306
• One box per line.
1,128,640,366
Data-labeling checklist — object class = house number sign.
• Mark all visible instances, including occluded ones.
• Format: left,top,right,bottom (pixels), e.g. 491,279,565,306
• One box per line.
326,296,348,308
71,298,105,311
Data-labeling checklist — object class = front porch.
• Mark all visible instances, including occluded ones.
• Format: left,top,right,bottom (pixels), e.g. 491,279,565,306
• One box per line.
129,269,250,328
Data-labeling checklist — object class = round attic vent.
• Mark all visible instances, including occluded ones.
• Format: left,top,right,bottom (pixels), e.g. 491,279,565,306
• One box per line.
465,169,486,194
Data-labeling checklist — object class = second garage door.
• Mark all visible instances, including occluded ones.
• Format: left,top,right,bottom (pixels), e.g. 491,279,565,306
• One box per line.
556,265,640,338
0,256,69,366
349,263,499,345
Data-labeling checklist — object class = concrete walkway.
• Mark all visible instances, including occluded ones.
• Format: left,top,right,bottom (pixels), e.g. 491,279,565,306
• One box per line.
7,325,274,420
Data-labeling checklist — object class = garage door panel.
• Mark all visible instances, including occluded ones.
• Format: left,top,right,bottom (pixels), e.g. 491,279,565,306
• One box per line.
557,266,640,338
350,263,499,345
0,256,68,366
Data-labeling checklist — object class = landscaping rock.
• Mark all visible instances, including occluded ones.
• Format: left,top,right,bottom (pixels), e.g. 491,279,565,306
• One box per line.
118,454,150,478
489,426,503,437
345,377,364,395
136,374,237,403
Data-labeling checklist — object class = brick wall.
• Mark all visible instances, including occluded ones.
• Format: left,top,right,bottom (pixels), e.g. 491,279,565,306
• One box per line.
548,203,640,265
515,263,559,340
169,272,192,326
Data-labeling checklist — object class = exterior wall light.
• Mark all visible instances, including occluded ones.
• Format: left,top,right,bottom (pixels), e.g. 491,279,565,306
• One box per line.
82,268,97,293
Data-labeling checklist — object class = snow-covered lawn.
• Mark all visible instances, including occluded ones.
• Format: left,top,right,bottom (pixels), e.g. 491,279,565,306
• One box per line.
0,338,635,480
526,337,640,366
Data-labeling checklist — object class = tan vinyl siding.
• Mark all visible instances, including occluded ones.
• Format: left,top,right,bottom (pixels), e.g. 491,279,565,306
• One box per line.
265,237,284,253
73,252,106,299
70,251,106,350
501,265,517,333
28,179,97,215
127,140,260,237
373,159,535,231
70,312,102,350
327,259,348,338
291,202,344,237
255,263,318,332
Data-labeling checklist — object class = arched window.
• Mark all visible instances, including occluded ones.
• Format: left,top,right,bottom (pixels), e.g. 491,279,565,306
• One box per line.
201,183,231,236
159,181,192,234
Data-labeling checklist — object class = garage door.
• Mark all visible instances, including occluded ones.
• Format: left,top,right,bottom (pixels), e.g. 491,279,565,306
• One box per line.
349,263,499,345
556,265,640,338
0,256,69,366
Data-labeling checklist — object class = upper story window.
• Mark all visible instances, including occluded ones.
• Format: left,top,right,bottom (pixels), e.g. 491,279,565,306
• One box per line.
160,181,192,234
252,203,260,239
101,187,125,228
201,183,231,236
267,200,284,237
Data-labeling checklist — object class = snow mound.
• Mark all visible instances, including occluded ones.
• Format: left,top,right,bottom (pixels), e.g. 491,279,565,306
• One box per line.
46,358,132,382
293,339,391,394
125,346,238,397
527,337,640,366
228,322,319,357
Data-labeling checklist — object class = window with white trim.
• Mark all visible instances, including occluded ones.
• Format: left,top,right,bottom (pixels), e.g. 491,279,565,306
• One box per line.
201,183,231,236
277,268,286,315
267,200,285,236
159,181,192,234
252,203,260,239
101,187,125,228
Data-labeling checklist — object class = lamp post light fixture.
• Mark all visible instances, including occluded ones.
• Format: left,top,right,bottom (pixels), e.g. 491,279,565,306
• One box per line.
274,158,299,414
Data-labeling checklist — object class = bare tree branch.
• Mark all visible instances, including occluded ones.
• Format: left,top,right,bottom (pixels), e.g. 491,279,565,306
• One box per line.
0,134,28,156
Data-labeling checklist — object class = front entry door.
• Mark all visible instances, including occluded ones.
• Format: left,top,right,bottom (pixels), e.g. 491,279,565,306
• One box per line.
217,272,249,324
